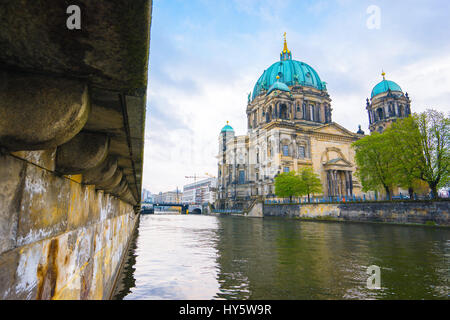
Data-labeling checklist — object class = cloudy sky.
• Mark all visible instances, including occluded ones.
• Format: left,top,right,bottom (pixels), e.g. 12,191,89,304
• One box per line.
143,0,450,194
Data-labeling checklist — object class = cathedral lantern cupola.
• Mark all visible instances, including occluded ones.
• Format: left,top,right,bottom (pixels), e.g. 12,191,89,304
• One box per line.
280,32,292,61
366,71,412,133
219,121,234,154
221,121,234,134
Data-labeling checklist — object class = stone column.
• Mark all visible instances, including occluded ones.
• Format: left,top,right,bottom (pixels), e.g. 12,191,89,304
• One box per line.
330,170,335,197
334,170,339,196
349,171,353,195
326,170,332,196
345,171,350,196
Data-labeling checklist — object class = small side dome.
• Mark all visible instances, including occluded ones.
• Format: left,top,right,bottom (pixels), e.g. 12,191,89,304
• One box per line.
221,121,234,133
371,71,403,98
267,80,290,96
356,125,365,135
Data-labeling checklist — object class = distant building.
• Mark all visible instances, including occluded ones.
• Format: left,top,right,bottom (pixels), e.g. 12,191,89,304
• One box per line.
141,188,152,201
146,193,156,203
183,177,217,205
155,190,182,203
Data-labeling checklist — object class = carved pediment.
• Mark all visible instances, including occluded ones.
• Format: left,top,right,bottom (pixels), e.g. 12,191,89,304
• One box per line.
312,122,357,137
321,147,353,168
323,157,352,167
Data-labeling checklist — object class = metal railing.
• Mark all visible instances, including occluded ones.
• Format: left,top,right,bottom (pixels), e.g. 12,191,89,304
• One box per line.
263,193,439,205
213,209,243,214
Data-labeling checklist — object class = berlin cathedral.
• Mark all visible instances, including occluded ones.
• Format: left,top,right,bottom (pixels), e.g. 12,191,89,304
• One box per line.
216,35,412,209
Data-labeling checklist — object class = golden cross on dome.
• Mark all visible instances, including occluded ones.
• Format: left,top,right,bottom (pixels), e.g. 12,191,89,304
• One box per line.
282,32,290,54
381,70,386,80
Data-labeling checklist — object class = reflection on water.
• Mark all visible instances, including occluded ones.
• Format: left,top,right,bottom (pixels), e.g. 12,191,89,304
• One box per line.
114,214,449,300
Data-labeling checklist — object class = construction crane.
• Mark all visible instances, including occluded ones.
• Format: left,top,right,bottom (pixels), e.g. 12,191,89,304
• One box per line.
185,173,216,184
185,174,209,184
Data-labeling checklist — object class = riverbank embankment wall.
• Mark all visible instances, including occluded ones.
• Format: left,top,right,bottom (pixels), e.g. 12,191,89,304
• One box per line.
254,201,449,226
0,153,139,299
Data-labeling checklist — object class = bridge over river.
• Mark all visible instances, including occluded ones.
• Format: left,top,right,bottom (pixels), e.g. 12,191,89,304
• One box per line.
141,201,204,214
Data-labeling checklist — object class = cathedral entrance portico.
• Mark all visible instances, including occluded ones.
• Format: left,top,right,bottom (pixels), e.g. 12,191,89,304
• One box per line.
326,169,353,197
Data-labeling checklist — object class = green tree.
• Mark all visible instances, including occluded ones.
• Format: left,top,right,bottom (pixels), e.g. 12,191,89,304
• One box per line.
352,132,397,199
298,167,322,202
384,116,423,198
354,109,449,199
395,110,449,198
274,171,303,202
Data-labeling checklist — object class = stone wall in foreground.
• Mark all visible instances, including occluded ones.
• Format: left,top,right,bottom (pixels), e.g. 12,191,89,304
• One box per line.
0,152,139,299
262,201,449,226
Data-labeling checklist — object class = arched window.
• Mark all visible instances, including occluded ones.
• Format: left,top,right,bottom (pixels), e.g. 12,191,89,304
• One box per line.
238,171,245,184
280,104,288,119
377,108,384,120
398,105,404,117
298,146,305,158
282,145,289,156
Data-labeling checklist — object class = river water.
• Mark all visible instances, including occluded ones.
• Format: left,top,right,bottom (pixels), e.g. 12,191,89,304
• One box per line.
113,213,449,300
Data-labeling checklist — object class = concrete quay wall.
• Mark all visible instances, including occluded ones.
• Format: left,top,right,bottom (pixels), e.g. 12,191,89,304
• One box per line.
257,201,449,226
0,153,139,299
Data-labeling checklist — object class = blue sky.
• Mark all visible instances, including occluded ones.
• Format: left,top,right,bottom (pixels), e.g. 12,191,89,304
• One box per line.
143,0,450,193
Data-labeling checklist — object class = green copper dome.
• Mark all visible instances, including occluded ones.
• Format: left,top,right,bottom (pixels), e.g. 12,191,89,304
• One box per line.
251,38,327,102
371,76,403,98
221,123,234,133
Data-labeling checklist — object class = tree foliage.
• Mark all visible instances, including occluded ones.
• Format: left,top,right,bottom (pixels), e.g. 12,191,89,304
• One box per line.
274,171,303,202
352,132,397,199
298,167,322,201
353,109,449,198
415,110,450,197
383,116,423,197
274,168,322,202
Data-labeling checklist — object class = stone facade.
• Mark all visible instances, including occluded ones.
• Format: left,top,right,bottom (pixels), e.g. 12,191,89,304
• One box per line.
0,153,139,299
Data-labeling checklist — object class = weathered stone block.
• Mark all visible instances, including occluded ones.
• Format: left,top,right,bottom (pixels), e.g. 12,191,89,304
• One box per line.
17,163,70,246
83,156,118,185
0,154,26,254
67,182,91,231
11,149,56,171
0,72,90,151
0,248,20,299
56,132,109,174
